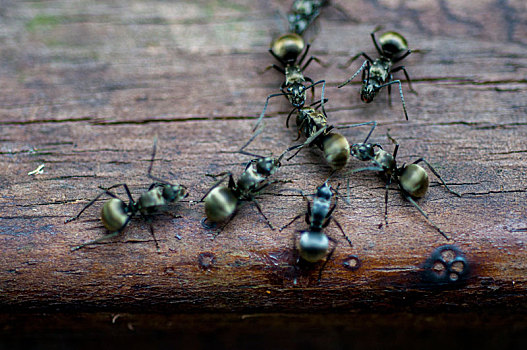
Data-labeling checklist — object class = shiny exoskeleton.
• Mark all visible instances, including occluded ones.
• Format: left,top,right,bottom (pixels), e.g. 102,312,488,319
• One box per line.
286,100,350,170
202,144,300,231
338,27,415,120
287,0,328,35
280,183,352,281
352,134,461,239
254,32,326,131
65,140,188,251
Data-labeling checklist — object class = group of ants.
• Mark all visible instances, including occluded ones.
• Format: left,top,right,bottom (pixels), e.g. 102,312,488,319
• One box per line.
65,0,462,281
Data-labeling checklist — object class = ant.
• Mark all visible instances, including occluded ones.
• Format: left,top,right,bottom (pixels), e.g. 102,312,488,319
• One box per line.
201,129,303,233
287,0,354,36
65,139,188,252
287,0,328,35
348,129,461,239
254,32,327,131
338,26,416,120
286,99,350,170
280,182,353,282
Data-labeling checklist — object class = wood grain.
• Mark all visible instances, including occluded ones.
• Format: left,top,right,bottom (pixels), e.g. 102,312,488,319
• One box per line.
0,0,526,313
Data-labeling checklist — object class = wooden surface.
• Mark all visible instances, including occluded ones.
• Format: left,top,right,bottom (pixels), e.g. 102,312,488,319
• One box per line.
0,0,526,314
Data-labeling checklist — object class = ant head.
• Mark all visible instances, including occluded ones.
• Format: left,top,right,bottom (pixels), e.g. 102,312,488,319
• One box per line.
163,184,188,203
351,143,375,161
256,157,280,176
271,33,305,64
316,182,333,201
360,84,376,103
287,84,306,107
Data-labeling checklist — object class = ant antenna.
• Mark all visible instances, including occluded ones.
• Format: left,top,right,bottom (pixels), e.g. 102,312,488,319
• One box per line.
239,127,266,158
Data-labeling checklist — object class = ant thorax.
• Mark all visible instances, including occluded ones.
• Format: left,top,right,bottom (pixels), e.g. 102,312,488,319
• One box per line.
236,157,279,195
285,66,306,86
139,186,167,214
351,143,376,161
374,149,396,174
296,108,326,137
369,59,391,84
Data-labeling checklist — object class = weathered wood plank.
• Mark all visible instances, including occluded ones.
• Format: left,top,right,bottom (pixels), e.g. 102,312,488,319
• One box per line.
0,0,526,313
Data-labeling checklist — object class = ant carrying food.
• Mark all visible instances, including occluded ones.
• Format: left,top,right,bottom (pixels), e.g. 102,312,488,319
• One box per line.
254,32,327,131
65,139,188,252
338,26,416,120
280,182,352,282
349,130,461,239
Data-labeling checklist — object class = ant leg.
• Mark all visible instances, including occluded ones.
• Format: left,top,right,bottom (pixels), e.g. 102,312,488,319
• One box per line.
286,125,330,161
297,43,311,66
412,158,461,197
148,220,160,253
378,80,408,120
303,80,326,115
337,120,377,144
250,197,275,230
146,138,180,186
392,49,412,63
254,92,289,132
295,118,308,141
317,236,337,282
386,133,400,159
70,216,132,251
201,172,234,202
402,192,451,240
338,60,369,87
391,65,417,94
268,49,286,66
138,215,161,253
301,56,329,71
338,52,373,70
211,214,236,240
383,179,391,227
286,108,297,129
147,138,165,184
239,127,265,158
345,177,353,205
65,192,111,223
65,184,130,223
351,165,385,173
332,217,353,248
371,25,384,55
258,63,286,75
279,213,304,232
387,77,392,106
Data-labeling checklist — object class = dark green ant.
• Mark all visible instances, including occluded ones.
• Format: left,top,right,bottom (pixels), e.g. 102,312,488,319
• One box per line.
280,182,352,282
286,99,350,170
338,26,417,120
65,139,188,252
254,32,327,131
201,129,303,233
348,129,461,239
